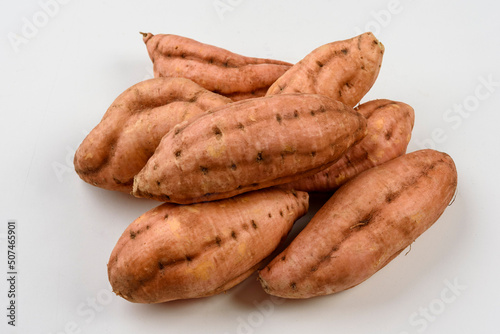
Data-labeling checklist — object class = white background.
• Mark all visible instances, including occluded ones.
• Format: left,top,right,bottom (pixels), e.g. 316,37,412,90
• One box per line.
1,0,499,333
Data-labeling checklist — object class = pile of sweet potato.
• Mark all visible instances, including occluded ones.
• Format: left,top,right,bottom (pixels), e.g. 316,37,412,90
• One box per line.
75,32,457,303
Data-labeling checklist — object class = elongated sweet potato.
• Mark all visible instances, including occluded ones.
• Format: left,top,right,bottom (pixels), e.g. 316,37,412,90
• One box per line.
259,149,457,299
108,188,309,303
283,99,414,192
266,32,384,108
74,77,231,193
142,33,292,101
132,94,367,204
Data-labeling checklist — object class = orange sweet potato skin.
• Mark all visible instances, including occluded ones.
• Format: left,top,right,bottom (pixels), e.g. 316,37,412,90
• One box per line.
283,99,415,192
259,149,457,299
108,188,309,303
142,33,292,101
132,94,367,204
74,77,231,193
266,32,384,108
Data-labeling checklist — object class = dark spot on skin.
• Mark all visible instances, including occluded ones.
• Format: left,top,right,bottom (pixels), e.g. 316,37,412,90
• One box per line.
213,126,222,138
385,129,393,140
251,183,259,187
130,231,136,239
156,180,161,186
146,225,150,230
341,48,348,55
158,262,164,270
256,152,263,163
215,236,222,246
251,220,258,229
164,214,169,220
310,110,315,116
174,128,181,135
316,60,324,67
231,163,237,171
318,105,326,113
345,81,352,88
223,61,229,67
286,205,290,211
236,185,242,190
204,192,213,197
200,166,208,175
290,282,297,290
311,266,318,272
361,65,365,70
161,194,171,201
311,151,316,157
280,210,284,217
237,123,245,130
281,255,286,261
373,39,379,45
350,212,373,229
268,213,272,218
338,90,342,97
181,53,186,58
291,190,298,198
242,224,249,230
231,231,237,239
276,114,282,124
293,110,299,118
208,58,214,64
175,150,182,158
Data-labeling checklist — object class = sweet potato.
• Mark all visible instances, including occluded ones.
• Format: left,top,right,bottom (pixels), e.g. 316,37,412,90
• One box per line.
283,99,415,192
74,77,231,193
108,188,309,303
132,94,367,204
142,33,292,101
266,32,384,108
259,149,457,298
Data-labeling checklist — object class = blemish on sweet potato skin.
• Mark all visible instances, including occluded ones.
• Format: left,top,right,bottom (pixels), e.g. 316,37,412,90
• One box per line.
259,149,457,299
108,188,309,303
